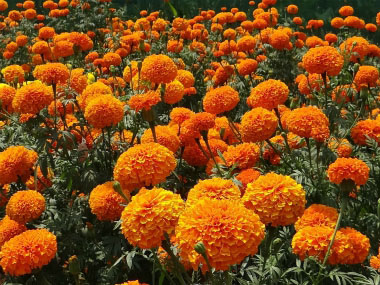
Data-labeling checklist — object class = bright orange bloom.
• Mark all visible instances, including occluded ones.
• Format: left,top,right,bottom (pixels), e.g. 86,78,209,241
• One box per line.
141,54,177,84
128,91,161,112
241,107,278,142
237,59,258,76
141,125,180,153
339,6,354,17
287,4,298,14
2,65,24,84
77,81,112,109
351,119,380,145
328,138,353,158
203,86,239,114
163,80,184,104
247,79,289,110
0,216,27,248
175,70,195,88
353,65,379,90
223,143,260,169
295,204,338,232
33,63,70,85
327,158,369,186
6,190,45,224
339,36,369,62
302,46,344,76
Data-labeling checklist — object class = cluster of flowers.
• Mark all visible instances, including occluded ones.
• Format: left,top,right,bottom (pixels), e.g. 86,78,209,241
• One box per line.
0,0,379,283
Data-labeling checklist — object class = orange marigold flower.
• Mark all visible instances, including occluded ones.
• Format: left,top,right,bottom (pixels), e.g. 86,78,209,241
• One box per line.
339,6,354,17
2,65,24,84
203,86,239,114
235,168,261,194
370,252,380,271
247,79,289,110
77,81,112,110
365,23,377,33
38,26,55,39
0,0,8,11
237,58,258,76
236,35,256,52
141,54,177,84
287,4,298,14
188,112,215,131
31,41,49,54
269,30,290,50
339,36,369,62
33,63,70,85
128,90,161,112
103,52,122,68
294,204,338,232
337,227,370,264
114,143,176,190
141,125,180,153
182,142,208,166
69,68,87,94
89,181,130,221
353,65,379,90
241,107,278,142
243,173,306,226
325,33,338,44
302,46,344,76
0,146,38,185
186,177,241,206
327,158,369,186
328,138,353,158
286,106,330,141
163,80,184,104
6,190,45,224
84,94,124,129
12,81,53,114
175,70,195,88
68,32,93,51
0,229,57,276
0,83,16,112
52,40,74,58
121,187,184,249
351,119,380,145
116,281,149,285
331,17,344,28
223,143,260,169
0,216,27,248
170,107,194,126
176,198,265,271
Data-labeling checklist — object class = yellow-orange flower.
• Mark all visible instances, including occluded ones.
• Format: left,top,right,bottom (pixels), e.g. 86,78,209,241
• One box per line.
6,190,45,224
175,70,195,88
0,83,16,112
237,58,258,76
114,143,176,190
328,137,352,158
327,158,369,186
84,94,124,129
0,216,27,248
203,86,240,114
121,187,185,249
163,80,184,104
351,119,380,145
175,198,265,271
0,229,57,276
77,81,112,109
353,65,379,90
242,172,306,226
338,227,370,264
0,146,38,185
33,63,70,84
235,168,261,193
339,37,369,62
169,107,194,126
223,143,260,169
339,6,354,17
186,178,241,206
12,81,54,114
302,46,344,76
247,79,289,110
141,54,177,84
2,65,25,84
128,91,161,112
89,181,130,221
241,107,278,142
295,204,338,232
141,125,180,153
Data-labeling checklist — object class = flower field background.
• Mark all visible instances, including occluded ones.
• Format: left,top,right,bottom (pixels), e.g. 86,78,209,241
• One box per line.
0,0,380,284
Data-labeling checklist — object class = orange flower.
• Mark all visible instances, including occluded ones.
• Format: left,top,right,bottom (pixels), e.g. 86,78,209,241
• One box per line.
163,80,184,104
186,178,241,206
84,94,124,129
175,70,194,88
287,4,298,14
175,198,265,271
351,119,380,145
6,190,45,224
236,35,256,52
89,182,130,221
0,229,57,276
12,81,53,114
52,40,74,58
128,91,161,112
0,146,38,185
203,86,239,114
237,58,258,76
339,36,369,62
302,46,344,76
114,143,176,190
33,63,70,85
121,187,184,249
103,52,122,67
69,68,87,93
141,125,180,153
286,106,330,142
235,168,261,193
242,172,306,226
0,216,27,248
247,79,289,110
170,107,194,126
188,112,215,131
116,282,149,285
370,250,380,271
331,84,356,103
338,6,354,17
0,84,16,112
38,26,55,39
353,65,379,90
269,30,290,50
141,54,177,84
331,17,344,28
295,204,338,232
327,158,369,186
223,143,260,169
2,65,24,84
77,81,112,109
328,138,353,158
241,107,278,142
338,227,370,264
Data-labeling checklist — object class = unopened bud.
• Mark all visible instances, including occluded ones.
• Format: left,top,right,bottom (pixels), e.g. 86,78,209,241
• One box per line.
194,242,206,255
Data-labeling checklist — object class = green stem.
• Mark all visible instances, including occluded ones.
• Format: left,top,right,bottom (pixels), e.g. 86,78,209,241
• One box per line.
202,132,223,177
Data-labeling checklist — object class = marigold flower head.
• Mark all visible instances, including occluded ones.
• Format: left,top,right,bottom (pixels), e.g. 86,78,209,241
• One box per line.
353,65,379,90
175,198,265,271
188,112,215,131
328,138,352,158
370,252,380,271
295,204,338,232
38,26,55,39
89,181,130,221
339,36,369,62
103,52,122,68
84,94,124,129
247,79,289,110
237,35,256,52
121,187,184,249
237,59,258,76
0,83,16,112
114,143,176,190
351,119,380,145
182,142,208,166
186,178,241,206
0,229,57,276
327,158,369,186
52,40,74,58
203,86,240,114
6,190,45,224
116,281,149,285
269,30,290,50
33,63,70,85
223,143,260,169
0,146,38,185
77,81,112,109
337,227,370,264
241,107,278,142
287,4,298,14
175,70,194,89
141,125,180,153
69,68,87,94
243,173,306,226
163,80,184,104
128,91,161,112
141,54,177,84
331,17,344,28
302,46,344,76
2,65,25,84
0,216,27,249
286,106,330,141
170,107,194,126
339,6,354,16
12,81,53,114
68,32,93,51
297,73,326,95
